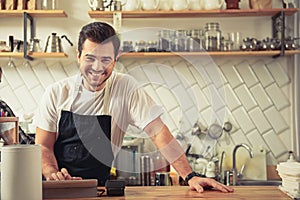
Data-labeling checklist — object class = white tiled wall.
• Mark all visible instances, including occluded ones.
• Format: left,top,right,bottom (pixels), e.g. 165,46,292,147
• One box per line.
0,0,297,166
121,56,294,165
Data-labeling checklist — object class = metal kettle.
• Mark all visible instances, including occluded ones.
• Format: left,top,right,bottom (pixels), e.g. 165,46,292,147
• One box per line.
44,33,73,53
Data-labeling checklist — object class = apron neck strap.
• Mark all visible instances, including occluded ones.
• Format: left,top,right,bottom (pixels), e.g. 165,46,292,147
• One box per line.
103,77,110,115
71,73,111,115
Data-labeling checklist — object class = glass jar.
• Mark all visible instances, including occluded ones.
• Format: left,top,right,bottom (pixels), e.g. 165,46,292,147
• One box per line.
204,22,222,51
135,40,146,52
122,41,134,52
41,0,57,10
158,30,171,52
188,29,203,52
147,41,158,52
173,30,188,52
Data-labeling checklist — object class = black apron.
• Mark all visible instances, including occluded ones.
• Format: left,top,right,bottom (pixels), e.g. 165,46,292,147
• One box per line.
54,75,114,186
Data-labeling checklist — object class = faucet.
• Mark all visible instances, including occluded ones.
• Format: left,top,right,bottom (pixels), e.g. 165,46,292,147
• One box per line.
216,151,225,183
232,143,253,185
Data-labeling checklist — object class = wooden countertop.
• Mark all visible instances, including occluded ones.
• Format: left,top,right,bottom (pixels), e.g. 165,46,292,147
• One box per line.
44,186,292,200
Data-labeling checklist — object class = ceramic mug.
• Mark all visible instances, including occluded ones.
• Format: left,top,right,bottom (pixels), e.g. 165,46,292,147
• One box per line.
158,0,171,11
188,0,203,10
141,0,160,10
122,0,140,11
172,0,190,10
202,0,224,10
155,172,172,186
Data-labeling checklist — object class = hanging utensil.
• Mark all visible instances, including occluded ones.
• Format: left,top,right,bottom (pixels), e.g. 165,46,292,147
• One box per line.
223,121,233,132
199,122,226,158
207,123,223,140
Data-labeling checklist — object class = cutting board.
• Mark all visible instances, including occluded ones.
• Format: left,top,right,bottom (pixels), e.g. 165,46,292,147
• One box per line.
42,179,98,199
218,146,267,180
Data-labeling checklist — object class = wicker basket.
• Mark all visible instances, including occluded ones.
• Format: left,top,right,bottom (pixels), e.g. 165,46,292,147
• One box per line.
249,0,272,9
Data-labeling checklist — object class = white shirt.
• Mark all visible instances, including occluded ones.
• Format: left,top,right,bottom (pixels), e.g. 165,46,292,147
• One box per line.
35,71,164,153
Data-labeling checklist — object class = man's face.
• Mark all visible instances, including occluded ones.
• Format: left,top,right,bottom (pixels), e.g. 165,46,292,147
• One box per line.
78,39,116,92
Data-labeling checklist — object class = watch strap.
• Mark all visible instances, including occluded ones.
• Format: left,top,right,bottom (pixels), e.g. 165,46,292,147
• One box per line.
185,171,201,182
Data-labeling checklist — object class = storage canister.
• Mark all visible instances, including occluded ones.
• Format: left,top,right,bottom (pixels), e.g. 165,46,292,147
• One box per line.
204,22,222,51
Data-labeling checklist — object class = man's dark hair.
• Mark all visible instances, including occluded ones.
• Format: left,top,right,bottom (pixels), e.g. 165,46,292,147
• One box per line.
78,22,120,59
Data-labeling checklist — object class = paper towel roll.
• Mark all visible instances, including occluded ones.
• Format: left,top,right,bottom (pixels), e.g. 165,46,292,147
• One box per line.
1,144,42,200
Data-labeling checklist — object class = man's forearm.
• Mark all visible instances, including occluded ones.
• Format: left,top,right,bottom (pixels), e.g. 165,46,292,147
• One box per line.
155,136,193,179
149,124,192,179
41,146,59,178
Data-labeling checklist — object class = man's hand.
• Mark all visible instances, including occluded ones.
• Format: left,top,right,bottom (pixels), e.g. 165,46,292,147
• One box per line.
46,168,82,181
188,176,234,193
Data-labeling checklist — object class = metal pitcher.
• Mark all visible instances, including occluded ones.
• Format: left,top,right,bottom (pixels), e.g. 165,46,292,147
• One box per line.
44,33,73,53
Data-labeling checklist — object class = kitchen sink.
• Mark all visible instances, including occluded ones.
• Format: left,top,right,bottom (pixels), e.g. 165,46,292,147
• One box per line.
237,180,282,186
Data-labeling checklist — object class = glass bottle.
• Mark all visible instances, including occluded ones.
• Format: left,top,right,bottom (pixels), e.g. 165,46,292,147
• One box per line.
204,22,222,51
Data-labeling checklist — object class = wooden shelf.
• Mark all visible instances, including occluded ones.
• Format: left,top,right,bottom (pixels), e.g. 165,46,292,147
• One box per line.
0,117,18,123
0,10,67,18
89,8,299,18
0,52,68,58
119,50,300,58
0,117,19,144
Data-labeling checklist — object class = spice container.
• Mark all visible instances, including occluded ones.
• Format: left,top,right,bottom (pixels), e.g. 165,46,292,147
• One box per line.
135,40,146,52
204,22,222,51
122,41,133,52
147,41,158,52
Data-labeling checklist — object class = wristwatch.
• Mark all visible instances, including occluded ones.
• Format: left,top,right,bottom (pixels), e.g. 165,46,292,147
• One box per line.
185,171,201,182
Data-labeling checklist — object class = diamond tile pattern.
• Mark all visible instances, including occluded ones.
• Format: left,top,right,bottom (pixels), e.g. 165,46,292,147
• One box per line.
0,56,293,164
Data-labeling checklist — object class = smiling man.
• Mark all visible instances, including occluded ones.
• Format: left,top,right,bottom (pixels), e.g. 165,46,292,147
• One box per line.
35,21,233,193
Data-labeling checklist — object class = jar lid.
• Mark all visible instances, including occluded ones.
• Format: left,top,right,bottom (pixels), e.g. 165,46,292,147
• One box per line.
147,40,157,45
205,22,220,29
135,40,146,45
123,40,133,45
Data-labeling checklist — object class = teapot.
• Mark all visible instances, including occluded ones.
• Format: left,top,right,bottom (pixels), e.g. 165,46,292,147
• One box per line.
44,33,73,53
202,0,224,10
140,0,159,10
88,0,107,11
172,0,190,11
